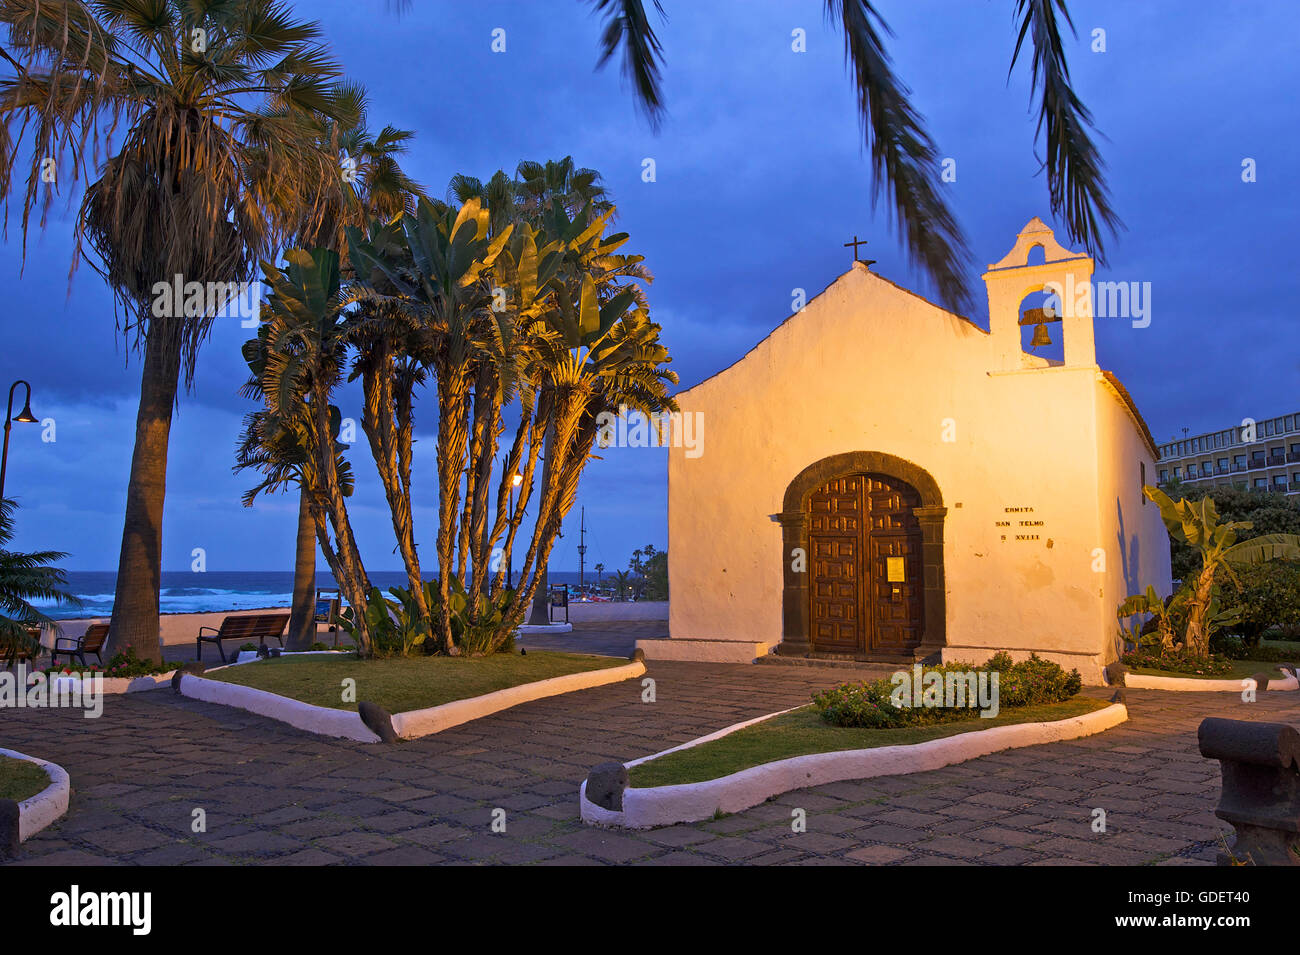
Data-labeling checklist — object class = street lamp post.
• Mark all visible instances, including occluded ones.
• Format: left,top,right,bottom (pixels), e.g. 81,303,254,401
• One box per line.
0,380,39,499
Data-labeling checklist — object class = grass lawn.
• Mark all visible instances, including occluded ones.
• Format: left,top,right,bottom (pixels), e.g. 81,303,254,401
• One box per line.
628,697,1112,789
206,650,627,713
1127,660,1291,681
0,755,49,802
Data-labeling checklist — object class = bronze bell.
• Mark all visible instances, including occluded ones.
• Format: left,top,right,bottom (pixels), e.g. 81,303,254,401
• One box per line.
1020,306,1057,350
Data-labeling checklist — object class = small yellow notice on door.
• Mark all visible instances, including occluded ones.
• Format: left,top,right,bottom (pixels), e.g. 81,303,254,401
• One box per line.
886,557,905,582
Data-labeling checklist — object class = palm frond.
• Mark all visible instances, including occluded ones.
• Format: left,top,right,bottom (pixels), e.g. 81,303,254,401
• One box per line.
827,0,973,312
589,0,666,129
1010,0,1122,259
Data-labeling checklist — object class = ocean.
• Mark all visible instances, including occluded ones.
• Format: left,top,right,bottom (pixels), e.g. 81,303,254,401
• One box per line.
37,570,604,619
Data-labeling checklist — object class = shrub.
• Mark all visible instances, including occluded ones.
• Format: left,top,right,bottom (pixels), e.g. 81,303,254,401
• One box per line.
1208,634,1297,663
1220,560,1300,647
42,644,176,678
1121,647,1234,676
811,653,1081,729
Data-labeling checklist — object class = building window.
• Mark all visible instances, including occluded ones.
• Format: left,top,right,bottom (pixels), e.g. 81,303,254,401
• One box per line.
1287,415,1296,431
1274,474,1288,487
1235,455,1247,469
1217,457,1229,472
1254,478,1267,489
1159,468,1168,483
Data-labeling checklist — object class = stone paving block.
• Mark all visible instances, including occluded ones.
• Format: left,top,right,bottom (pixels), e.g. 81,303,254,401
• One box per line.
695,837,774,861
209,831,305,856
314,832,398,857
845,844,912,864
550,828,657,863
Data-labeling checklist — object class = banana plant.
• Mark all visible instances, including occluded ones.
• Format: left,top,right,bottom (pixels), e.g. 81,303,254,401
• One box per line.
1116,586,1176,653
1144,486,1300,658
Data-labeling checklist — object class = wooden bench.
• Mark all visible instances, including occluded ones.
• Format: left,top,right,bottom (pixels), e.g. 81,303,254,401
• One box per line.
196,613,290,663
52,623,108,667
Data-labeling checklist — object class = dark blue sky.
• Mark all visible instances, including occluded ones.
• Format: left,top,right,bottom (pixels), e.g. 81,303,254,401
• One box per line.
3,0,1297,573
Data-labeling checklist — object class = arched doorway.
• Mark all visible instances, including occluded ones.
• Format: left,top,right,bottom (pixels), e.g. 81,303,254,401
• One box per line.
808,472,924,655
778,452,947,661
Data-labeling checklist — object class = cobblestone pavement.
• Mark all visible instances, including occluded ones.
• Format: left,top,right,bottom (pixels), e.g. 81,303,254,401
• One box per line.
3,638,1296,865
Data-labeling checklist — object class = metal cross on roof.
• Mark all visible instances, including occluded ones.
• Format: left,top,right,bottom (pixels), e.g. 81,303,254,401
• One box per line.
844,235,876,267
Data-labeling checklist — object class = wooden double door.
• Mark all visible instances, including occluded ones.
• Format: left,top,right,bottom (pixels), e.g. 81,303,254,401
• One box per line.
808,472,924,656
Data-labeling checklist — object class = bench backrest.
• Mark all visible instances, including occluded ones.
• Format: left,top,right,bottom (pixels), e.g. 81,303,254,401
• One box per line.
82,624,109,652
216,613,290,641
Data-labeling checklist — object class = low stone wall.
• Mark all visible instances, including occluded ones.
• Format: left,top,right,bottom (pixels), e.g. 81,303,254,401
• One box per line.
47,599,669,651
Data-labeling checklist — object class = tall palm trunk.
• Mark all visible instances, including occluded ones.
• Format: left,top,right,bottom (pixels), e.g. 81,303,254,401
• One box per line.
108,325,181,665
285,487,317,651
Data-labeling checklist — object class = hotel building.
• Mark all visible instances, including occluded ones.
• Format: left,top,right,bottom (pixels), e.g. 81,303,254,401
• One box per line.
1156,411,1300,496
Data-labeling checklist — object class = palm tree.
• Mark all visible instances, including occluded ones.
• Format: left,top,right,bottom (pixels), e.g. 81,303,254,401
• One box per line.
585,0,1117,311
0,0,350,662
348,199,514,653
0,497,80,658
271,86,427,650
594,562,605,586
347,164,676,652
239,248,374,654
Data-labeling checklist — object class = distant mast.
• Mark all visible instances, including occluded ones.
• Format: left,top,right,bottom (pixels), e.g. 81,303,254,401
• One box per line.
577,507,587,595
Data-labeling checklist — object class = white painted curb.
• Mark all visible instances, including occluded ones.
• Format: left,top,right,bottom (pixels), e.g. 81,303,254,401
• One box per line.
0,747,71,843
516,623,574,635
176,673,380,743
178,657,645,743
47,671,176,696
581,702,1129,829
391,659,645,739
1125,671,1299,692
229,649,350,665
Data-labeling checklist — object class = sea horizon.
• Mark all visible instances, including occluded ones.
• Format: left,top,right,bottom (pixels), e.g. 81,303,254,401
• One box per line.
36,569,621,620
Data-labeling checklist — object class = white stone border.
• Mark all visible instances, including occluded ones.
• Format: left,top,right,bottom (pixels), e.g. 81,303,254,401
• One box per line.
390,658,644,738
0,747,70,843
176,674,380,741
581,702,1129,829
1125,670,1299,692
176,656,646,743
46,671,176,696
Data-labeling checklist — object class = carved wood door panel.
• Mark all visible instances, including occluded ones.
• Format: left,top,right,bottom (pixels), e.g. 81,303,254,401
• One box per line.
808,473,924,654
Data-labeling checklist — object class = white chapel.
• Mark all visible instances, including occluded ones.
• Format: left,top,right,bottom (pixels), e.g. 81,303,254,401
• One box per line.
642,218,1172,683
